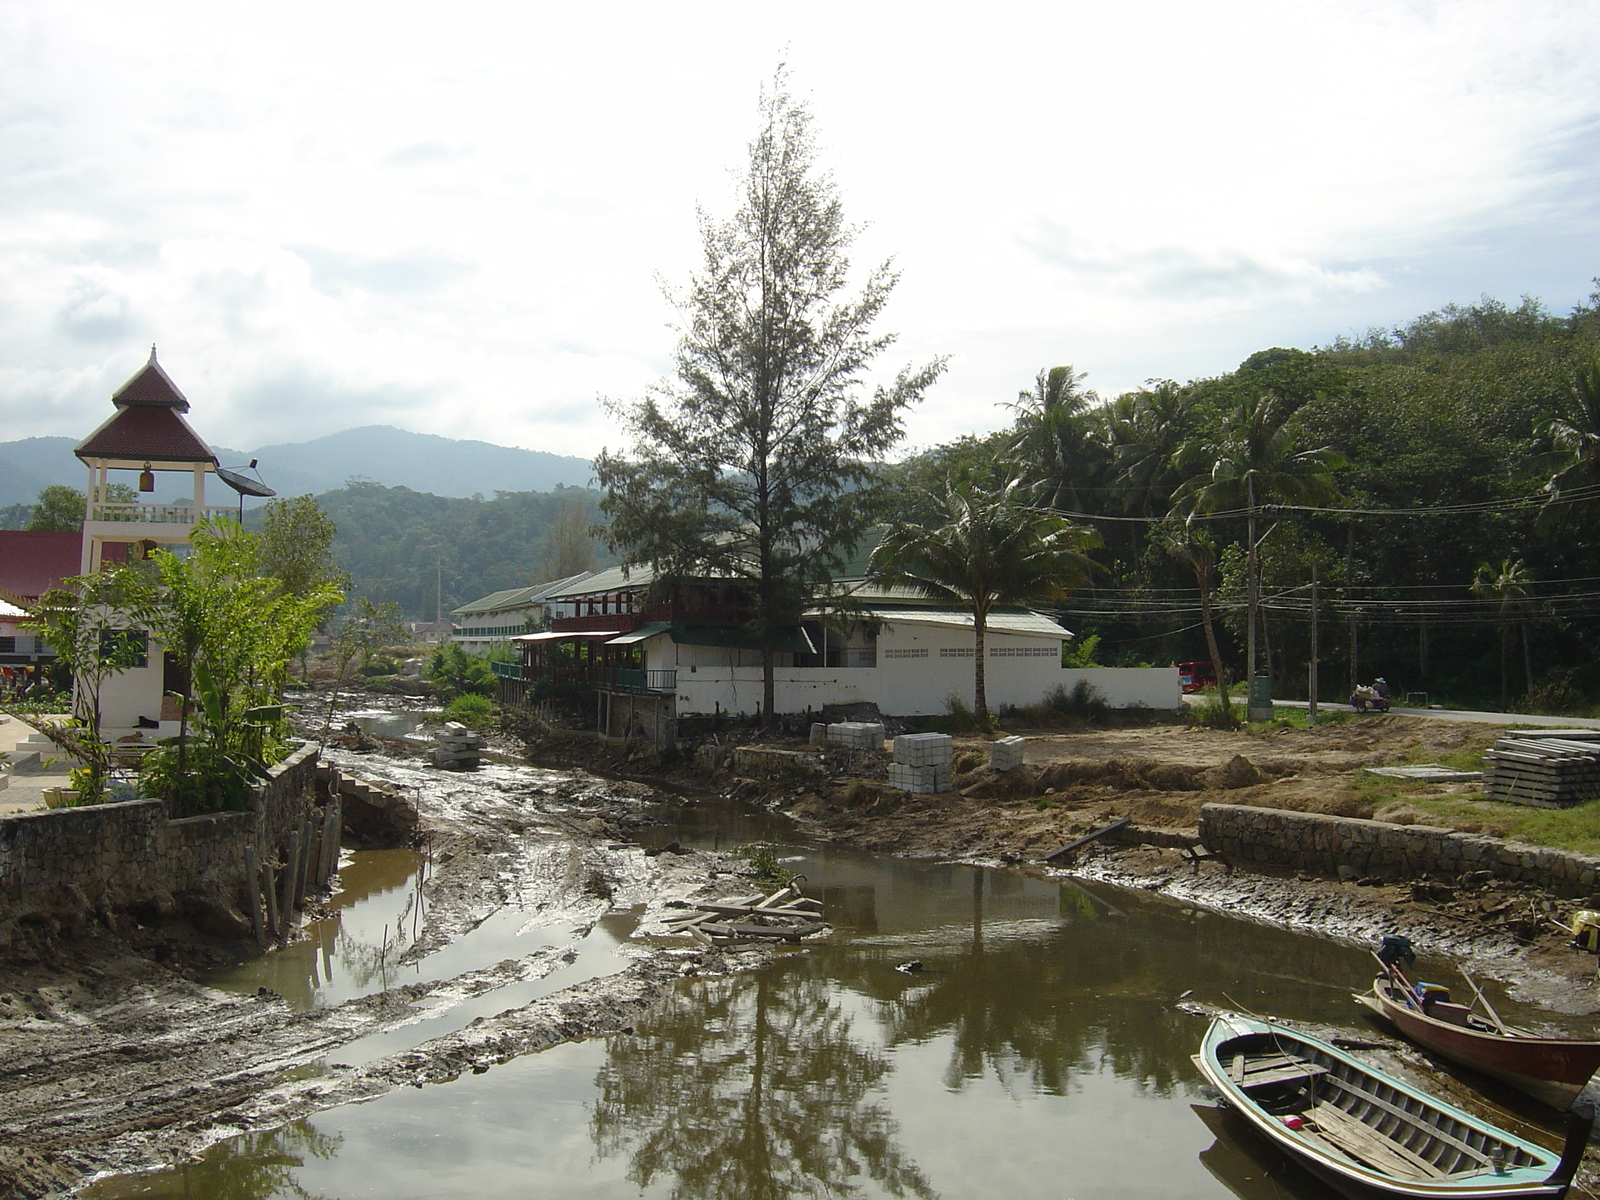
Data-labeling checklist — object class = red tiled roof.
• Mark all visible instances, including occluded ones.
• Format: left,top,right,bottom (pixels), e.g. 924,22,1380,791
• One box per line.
110,348,190,410
0,532,82,600
75,404,217,465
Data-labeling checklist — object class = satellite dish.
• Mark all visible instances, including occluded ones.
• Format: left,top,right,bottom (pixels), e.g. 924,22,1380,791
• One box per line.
216,466,277,498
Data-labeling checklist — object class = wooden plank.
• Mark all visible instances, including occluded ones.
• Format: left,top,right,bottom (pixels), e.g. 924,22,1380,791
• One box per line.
1043,817,1131,863
1309,1101,1446,1180
1238,1062,1329,1093
1230,1054,1246,1083
1326,1074,1491,1171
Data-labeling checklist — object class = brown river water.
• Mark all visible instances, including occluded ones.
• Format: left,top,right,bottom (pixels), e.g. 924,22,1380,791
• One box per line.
80,789,1575,1200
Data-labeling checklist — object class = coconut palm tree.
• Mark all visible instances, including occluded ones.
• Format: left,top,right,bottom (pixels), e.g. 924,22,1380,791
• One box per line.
1173,390,1345,696
869,477,1100,724
1537,353,1600,525
1472,557,1534,710
1158,518,1236,728
1006,366,1109,514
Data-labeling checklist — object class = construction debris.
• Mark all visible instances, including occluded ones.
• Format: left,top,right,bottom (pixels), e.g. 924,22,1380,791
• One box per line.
662,883,827,945
428,723,485,771
888,732,953,794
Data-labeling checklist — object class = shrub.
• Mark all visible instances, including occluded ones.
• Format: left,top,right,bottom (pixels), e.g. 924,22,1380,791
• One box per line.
734,842,797,888
1047,679,1109,721
442,692,496,727
427,642,496,700
1189,696,1243,729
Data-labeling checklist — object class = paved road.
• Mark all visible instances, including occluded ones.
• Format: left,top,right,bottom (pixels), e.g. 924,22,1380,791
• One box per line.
1268,699,1600,729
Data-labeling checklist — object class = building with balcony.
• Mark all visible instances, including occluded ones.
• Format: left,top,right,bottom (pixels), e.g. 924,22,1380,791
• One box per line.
500,547,1182,742
65,348,232,735
450,572,593,656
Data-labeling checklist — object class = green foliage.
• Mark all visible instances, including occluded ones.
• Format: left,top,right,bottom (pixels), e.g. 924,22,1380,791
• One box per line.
24,484,86,531
1047,679,1109,721
733,842,798,888
441,692,496,727
1061,633,1101,668
872,476,1099,721
259,494,349,603
426,642,496,699
287,481,614,618
937,692,998,735
1188,696,1244,730
595,71,944,726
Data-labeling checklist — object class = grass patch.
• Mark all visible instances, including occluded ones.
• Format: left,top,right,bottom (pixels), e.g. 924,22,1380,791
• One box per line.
1268,708,1354,731
1363,790,1600,855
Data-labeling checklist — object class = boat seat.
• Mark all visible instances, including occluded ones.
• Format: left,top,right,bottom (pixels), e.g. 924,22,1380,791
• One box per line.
1238,1061,1330,1094
1426,1001,1473,1027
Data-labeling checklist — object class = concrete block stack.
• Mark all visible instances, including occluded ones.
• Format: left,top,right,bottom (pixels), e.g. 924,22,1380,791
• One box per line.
888,732,953,794
1483,731,1600,807
990,735,1025,772
429,722,486,771
826,721,885,750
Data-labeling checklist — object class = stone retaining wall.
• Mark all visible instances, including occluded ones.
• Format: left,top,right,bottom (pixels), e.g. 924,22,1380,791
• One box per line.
0,742,327,946
1199,803,1600,897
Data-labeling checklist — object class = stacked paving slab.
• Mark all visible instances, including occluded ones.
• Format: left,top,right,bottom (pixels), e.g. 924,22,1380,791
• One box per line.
990,735,1025,772
429,723,486,771
826,721,885,750
1483,730,1600,807
889,732,953,794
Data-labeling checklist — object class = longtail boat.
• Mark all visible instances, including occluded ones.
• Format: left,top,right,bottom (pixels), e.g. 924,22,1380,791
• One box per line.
1193,1013,1593,1199
1355,954,1600,1110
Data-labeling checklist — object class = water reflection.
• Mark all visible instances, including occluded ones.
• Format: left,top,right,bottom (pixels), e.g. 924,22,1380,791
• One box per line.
592,965,934,1200
202,849,427,1010
86,1121,340,1199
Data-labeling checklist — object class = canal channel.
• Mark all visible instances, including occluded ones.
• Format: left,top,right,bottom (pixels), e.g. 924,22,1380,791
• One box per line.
81,779,1574,1199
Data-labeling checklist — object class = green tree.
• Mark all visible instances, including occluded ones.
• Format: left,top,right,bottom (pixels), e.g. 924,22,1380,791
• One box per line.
259,495,349,600
1006,365,1106,514
1174,390,1345,694
323,598,412,732
143,520,343,813
24,484,86,531
595,71,944,726
1157,519,1235,727
1537,352,1600,524
1472,557,1535,710
18,566,157,802
870,477,1099,723
540,495,598,580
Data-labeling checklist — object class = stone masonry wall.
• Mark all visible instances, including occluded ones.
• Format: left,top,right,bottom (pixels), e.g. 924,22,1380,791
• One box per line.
1199,802,1600,897
0,741,324,946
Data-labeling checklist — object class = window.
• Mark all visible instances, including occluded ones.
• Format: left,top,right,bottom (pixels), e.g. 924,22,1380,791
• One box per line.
883,647,928,660
939,647,974,658
989,645,1059,657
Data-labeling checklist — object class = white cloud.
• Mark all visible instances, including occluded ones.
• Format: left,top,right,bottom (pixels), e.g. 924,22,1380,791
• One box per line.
2,0,1598,462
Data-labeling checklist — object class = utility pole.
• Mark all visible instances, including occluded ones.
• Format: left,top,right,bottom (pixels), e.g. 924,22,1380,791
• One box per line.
1246,476,1273,721
1309,563,1319,725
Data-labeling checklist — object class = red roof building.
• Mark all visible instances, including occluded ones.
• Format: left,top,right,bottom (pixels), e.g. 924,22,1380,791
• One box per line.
0,531,84,604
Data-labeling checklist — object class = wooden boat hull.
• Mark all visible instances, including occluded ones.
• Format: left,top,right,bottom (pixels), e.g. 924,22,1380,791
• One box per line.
1356,978,1600,1110
1195,1013,1591,1200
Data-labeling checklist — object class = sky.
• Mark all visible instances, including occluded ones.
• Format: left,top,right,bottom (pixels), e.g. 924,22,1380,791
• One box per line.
3,0,1598,465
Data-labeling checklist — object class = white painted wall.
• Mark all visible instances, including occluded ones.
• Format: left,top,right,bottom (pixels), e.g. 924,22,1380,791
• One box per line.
96,652,166,735
645,624,1183,717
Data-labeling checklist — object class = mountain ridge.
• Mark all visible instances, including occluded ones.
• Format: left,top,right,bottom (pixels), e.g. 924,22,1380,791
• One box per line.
0,426,595,506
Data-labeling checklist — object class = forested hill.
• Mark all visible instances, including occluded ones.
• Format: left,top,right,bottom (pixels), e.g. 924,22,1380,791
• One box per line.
884,288,1600,710
267,482,617,618
0,426,594,508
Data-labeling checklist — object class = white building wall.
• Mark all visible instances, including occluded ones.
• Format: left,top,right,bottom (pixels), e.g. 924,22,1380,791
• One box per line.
652,622,1183,717
97,653,167,735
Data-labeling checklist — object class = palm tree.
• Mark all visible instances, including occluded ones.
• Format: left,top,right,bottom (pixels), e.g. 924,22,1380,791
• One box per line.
1472,558,1534,710
1173,390,1345,697
1158,518,1236,728
869,477,1099,723
1537,352,1600,525
1006,366,1107,514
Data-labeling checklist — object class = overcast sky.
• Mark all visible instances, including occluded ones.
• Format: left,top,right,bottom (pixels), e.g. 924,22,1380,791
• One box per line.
3,0,1598,466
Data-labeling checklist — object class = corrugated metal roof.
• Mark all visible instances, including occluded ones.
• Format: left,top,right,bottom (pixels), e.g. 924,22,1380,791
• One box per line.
832,607,1072,638
543,563,655,598
451,572,600,617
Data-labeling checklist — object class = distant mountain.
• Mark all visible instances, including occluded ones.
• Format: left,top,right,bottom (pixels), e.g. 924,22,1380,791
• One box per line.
0,426,595,507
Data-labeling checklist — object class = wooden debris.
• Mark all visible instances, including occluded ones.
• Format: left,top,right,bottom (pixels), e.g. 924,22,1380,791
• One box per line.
665,883,828,946
1043,816,1130,863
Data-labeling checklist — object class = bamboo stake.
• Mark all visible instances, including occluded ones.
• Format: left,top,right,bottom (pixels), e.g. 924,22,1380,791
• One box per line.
280,831,299,928
245,846,265,948
261,859,279,941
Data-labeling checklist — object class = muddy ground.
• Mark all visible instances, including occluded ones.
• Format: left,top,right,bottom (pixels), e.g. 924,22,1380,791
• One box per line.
0,741,775,1200
4,706,1599,1197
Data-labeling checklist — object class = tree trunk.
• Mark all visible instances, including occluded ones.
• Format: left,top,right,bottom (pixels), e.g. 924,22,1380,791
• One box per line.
761,638,776,730
1523,621,1534,703
973,616,989,724
1499,625,1510,711
1197,565,1236,728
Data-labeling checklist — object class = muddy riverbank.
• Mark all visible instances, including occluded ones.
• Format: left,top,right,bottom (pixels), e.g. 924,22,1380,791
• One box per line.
0,748,781,1200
